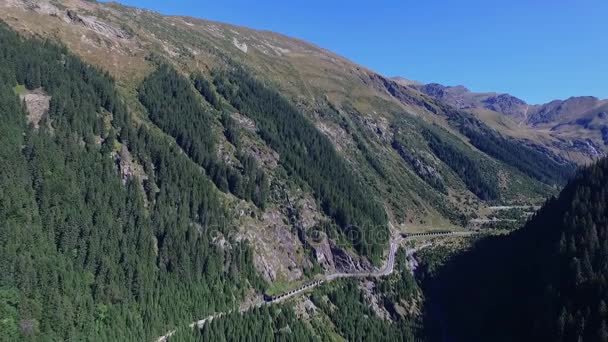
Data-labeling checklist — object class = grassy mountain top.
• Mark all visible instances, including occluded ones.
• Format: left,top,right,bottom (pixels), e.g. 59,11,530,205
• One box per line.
409,81,608,163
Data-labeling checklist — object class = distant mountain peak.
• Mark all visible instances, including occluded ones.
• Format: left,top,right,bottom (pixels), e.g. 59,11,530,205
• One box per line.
411,80,607,125
390,76,422,87
420,83,471,96
401,79,608,160
482,93,528,119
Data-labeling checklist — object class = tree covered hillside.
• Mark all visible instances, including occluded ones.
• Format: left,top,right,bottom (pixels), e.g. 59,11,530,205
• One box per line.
0,20,391,341
0,22,263,341
212,69,388,260
426,157,608,341
0,0,576,239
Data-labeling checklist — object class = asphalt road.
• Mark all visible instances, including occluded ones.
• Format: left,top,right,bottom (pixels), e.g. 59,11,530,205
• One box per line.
157,230,474,341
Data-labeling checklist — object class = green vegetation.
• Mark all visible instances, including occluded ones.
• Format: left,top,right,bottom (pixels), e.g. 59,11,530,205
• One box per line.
12,84,26,95
192,72,221,110
478,220,521,230
488,207,529,221
392,138,447,194
174,266,421,342
219,111,241,147
138,64,217,170
138,64,268,208
213,69,388,259
193,305,319,342
476,208,532,230
264,280,298,297
169,299,333,341
385,116,471,225
311,279,418,341
422,125,499,200
0,23,263,341
0,8,588,341
352,128,389,180
377,249,420,308
427,158,608,341
447,109,576,185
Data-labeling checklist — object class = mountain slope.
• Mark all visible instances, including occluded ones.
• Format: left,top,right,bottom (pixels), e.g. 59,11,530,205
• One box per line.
0,1,586,339
426,157,608,341
0,0,570,205
410,82,608,162
0,22,268,340
0,0,578,283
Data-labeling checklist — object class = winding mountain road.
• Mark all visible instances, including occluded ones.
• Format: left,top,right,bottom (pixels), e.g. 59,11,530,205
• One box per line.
157,230,475,341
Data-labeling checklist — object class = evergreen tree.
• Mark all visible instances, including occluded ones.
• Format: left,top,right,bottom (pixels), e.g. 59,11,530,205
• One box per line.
426,157,608,342
0,22,263,341
213,68,388,259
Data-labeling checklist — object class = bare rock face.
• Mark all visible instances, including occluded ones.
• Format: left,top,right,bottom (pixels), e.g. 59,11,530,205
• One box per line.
331,244,372,273
231,112,257,132
552,139,603,158
298,203,315,231
116,145,152,207
309,232,335,270
4,0,131,41
232,37,248,53
392,141,446,192
248,142,279,170
360,280,391,320
293,297,319,320
362,115,392,144
315,120,351,152
65,9,130,40
117,145,148,184
19,318,37,337
241,208,304,282
20,88,51,129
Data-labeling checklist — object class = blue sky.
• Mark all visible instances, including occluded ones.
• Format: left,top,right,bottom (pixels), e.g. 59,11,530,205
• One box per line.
102,0,606,104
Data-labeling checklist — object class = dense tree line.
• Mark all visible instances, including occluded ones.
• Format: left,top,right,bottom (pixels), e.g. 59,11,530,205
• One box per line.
422,126,499,200
376,249,421,317
218,105,269,210
138,64,217,170
192,72,221,110
425,158,608,341
212,69,388,260
447,109,576,185
175,305,320,342
139,65,268,209
220,111,241,147
311,280,417,341
0,23,263,340
352,130,388,179
176,263,421,341
391,138,447,194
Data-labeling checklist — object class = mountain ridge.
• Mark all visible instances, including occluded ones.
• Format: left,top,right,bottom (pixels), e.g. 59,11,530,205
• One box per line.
405,80,608,162
408,81,608,122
